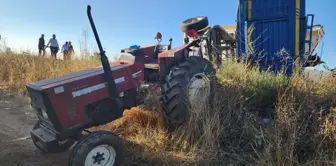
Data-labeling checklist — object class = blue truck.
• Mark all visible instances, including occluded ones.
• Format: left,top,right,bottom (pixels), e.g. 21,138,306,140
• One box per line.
236,0,323,76
181,0,324,76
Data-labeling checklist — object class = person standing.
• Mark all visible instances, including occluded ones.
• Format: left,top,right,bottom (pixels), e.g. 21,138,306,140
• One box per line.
46,34,59,59
68,41,74,60
38,34,45,56
61,41,69,60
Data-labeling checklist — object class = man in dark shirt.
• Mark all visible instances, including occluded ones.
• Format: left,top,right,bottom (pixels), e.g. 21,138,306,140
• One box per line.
68,41,74,60
38,34,45,56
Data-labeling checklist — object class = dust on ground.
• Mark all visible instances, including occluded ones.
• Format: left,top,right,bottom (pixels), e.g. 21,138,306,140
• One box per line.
0,93,68,166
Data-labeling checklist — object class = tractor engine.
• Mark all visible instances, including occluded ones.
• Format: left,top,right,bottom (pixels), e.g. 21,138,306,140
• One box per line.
26,59,145,146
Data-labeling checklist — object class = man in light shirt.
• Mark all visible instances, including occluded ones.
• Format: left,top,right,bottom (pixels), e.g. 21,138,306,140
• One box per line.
61,41,69,60
46,34,59,59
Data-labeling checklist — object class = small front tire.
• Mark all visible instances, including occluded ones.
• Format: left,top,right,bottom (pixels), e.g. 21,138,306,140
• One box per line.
68,131,125,166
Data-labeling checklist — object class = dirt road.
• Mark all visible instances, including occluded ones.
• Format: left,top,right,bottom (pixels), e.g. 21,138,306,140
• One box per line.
0,93,68,166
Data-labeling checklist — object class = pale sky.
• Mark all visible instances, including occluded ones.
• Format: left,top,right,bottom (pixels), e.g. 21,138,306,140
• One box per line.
0,0,335,68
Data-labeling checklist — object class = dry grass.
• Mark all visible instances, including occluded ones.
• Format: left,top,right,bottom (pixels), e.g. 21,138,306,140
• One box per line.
0,52,100,93
0,53,335,166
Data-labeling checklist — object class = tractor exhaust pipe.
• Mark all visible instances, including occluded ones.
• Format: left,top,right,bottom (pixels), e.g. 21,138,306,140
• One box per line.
87,5,118,97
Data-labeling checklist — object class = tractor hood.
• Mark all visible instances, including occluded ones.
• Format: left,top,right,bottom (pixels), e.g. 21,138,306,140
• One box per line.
26,62,130,91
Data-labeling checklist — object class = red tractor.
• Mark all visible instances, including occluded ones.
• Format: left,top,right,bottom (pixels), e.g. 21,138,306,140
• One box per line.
26,5,229,166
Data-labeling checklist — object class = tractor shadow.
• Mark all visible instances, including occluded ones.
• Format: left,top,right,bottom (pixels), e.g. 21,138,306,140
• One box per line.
39,140,181,166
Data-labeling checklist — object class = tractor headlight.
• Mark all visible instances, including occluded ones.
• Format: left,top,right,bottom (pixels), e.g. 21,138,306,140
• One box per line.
41,109,49,119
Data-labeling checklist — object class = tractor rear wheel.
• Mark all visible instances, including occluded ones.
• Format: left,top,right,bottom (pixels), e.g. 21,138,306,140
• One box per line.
31,121,75,153
68,131,125,166
160,56,216,130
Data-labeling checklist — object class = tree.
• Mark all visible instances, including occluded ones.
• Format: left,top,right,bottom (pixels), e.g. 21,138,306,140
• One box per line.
78,28,90,59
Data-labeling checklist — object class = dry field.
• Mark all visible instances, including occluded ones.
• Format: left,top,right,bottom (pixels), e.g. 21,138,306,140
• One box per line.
0,52,335,166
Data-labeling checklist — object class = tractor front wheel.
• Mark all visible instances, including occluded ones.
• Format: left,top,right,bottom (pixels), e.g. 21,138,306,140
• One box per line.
160,56,216,130
68,131,125,166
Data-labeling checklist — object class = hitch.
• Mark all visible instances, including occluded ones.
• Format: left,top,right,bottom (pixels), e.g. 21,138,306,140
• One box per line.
87,5,118,98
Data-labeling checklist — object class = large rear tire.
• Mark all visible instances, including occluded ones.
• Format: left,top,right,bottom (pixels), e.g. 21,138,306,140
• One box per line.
160,56,216,130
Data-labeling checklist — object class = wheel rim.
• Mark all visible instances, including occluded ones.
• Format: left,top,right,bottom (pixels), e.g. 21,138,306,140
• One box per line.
187,73,211,108
85,144,116,166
